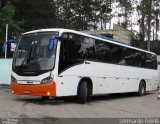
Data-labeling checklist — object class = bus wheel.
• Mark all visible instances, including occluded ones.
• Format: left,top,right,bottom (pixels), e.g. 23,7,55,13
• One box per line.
78,81,88,104
42,96,50,101
138,81,146,96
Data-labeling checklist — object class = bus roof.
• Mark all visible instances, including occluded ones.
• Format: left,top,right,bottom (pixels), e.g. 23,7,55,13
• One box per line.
23,28,156,55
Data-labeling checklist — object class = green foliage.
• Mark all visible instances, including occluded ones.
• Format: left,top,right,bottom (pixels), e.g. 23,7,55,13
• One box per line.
136,0,160,51
68,0,101,30
0,0,160,54
0,1,23,42
12,0,102,31
12,0,56,31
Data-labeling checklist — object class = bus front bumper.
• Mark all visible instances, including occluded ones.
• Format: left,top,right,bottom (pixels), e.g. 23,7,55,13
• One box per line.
11,81,56,96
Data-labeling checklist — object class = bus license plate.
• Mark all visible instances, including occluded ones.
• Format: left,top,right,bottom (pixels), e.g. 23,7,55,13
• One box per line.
24,90,31,94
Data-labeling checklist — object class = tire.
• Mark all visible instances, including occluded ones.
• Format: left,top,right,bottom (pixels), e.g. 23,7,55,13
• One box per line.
138,81,146,96
78,81,88,104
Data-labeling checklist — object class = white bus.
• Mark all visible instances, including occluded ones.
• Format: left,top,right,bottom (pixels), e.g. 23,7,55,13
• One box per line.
11,29,158,104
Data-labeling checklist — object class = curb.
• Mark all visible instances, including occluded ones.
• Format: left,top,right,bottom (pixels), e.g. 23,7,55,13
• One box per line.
0,84,10,89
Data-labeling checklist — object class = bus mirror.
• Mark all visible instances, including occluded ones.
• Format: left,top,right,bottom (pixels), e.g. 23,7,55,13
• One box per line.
48,35,55,51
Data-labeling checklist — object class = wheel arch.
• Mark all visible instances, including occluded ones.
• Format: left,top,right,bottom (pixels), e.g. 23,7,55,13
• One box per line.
136,79,147,96
139,79,146,89
77,77,93,96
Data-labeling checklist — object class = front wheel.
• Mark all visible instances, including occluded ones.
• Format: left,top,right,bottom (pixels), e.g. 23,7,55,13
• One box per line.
138,81,146,96
78,81,88,104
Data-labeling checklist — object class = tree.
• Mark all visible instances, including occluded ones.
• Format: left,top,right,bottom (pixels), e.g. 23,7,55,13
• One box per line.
146,0,152,51
1,0,159,53
137,0,146,42
54,0,101,30
12,0,57,31
152,0,160,41
116,0,134,28
69,0,101,30
0,1,23,41
137,0,160,51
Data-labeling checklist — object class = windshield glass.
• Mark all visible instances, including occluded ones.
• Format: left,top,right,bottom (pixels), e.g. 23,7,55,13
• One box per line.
12,32,58,76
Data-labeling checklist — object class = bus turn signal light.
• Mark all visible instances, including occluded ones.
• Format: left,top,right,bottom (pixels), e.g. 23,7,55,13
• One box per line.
11,90,14,94
47,92,50,96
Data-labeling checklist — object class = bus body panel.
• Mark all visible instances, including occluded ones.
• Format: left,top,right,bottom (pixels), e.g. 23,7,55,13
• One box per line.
11,81,56,96
55,76,80,96
54,61,158,96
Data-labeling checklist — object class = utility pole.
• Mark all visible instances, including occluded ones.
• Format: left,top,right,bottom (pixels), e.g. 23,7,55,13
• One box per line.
5,24,8,58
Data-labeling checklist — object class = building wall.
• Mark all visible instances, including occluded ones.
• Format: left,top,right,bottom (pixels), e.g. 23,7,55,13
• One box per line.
82,24,132,45
0,59,12,84
112,24,132,44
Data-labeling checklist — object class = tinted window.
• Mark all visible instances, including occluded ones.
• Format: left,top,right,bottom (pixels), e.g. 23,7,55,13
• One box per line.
95,40,111,62
59,33,157,71
111,45,123,64
76,35,96,61
59,33,82,73
145,54,157,69
59,33,96,73
124,48,137,66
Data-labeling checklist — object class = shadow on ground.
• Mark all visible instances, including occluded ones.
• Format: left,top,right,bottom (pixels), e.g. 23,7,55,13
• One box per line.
12,92,155,105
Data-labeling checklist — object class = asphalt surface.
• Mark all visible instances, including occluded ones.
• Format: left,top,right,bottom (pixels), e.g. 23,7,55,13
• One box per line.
0,87,160,123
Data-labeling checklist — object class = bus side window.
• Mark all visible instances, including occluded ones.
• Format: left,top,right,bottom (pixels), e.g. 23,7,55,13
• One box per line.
118,47,127,65
78,37,96,61
59,33,74,73
145,54,157,69
111,46,123,64
153,55,158,69
134,52,141,66
86,38,96,61
122,48,136,66
141,53,146,68
58,33,85,73
95,40,111,63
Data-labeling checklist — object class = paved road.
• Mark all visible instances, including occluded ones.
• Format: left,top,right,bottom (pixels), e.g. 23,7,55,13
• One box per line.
0,87,160,123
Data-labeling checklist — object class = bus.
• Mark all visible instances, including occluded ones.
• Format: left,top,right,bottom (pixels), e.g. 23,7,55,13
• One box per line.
11,29,158,104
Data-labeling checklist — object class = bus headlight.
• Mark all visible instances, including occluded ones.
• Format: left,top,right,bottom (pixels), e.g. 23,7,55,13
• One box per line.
11,75,17,83
41,76,53,84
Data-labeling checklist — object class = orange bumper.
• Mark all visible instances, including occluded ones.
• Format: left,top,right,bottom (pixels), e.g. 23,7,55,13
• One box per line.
11,81,56,96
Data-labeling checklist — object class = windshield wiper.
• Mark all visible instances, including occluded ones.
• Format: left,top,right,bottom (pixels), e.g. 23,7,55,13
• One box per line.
30,46,37,61
26,45,37,64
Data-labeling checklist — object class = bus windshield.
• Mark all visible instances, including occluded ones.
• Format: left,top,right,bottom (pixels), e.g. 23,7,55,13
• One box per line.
12,32,58,76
